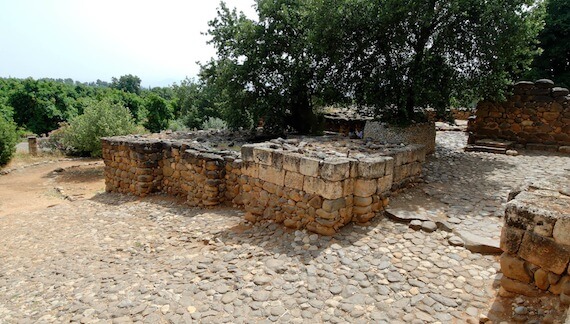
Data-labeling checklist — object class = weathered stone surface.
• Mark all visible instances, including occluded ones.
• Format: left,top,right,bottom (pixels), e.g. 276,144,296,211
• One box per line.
421,221,437,233
284,171,304,191
553,218,570,246
518,231,570,275
500,226,525,254
320,160,351,181
501,277,542,297
357,157,389,179
354,179,377,197
500,252,532,283
457,230,501,254
299,157,321,177
385,208,429,222
549,275,570,295
534,268,550,290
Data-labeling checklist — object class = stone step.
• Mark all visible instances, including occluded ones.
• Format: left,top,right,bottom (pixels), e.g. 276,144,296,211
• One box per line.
464,145,508,154
475,139,514,149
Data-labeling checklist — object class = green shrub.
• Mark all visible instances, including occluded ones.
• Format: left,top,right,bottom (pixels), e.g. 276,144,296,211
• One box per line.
62,98,141,157
0,115,18,166
167,118,190,132
201,117,227,130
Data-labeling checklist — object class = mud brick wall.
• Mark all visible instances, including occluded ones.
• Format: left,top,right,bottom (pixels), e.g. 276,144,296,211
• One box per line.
499,175,570,302
469,79,570,152
239,144,426,235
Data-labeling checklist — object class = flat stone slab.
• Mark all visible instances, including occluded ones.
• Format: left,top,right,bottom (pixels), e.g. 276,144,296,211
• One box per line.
457,230,502,254
385,208,429,222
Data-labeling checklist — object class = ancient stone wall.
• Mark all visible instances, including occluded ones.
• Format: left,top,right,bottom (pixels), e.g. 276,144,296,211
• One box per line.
102,135,426,235
469,79,570,152
499,174,570,301
363,122,436,154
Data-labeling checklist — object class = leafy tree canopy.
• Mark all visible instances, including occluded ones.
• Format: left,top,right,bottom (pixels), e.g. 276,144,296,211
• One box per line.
111,74,142,95
528,0,570,87
203,0,544,130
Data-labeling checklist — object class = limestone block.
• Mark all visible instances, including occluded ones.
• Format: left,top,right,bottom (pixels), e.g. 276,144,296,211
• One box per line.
353,205,373,216
320,159,350,181
259,165,285,186
353,196,373,207
241,145,255,162
518,231,570,275
343,179,354,196
553,218,570,246
357,157,390,179
300,157,321,177
253,147,273,166
500,226,525,254
500,252,532,283
271,150,284,170
322,198,346,213
241,162,259,178
316,209,339,220
308,196,322,209
283,153,302,172
377,174,393,194
303,177,343,200
354,179,377,197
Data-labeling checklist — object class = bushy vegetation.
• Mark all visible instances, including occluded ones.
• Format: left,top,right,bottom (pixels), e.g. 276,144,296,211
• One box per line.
0,113,18,166
60,99,141,157
201,117,227,130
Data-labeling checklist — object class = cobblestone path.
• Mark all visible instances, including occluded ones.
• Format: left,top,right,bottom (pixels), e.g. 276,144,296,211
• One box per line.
1,132,569,323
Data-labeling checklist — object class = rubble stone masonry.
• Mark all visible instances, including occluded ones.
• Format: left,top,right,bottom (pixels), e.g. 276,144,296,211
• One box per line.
500,174,570,302
468,79,570,152
102,136,426,235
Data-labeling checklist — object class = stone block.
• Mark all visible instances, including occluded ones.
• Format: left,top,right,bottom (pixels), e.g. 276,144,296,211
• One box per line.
322,198,347,213
258,165,285,186
241,162,259,178
284,171,304,191
354,179,377,197
500,277,541,297
353,196,373,207
357,157,390,179
320,159,350,181
283,153,302,172
300,157,321,177
549,275,570,295
500,226,525,254
303,177,343,200
253,147,273,166
553,218,570,246
271,150,284,170
534,268,550,290
500,252,532,283
377,174,393,194
343,179,354,196
518,231,570,275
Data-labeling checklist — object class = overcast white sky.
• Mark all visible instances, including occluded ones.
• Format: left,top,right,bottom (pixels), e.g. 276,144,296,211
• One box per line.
0,0,256,87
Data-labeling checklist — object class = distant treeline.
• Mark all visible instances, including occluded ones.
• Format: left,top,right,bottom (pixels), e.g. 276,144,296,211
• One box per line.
0,74,221,135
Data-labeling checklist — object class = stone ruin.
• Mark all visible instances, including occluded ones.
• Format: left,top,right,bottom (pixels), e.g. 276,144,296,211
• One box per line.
500,173,570,302
468,79,570,154
102,132,426,235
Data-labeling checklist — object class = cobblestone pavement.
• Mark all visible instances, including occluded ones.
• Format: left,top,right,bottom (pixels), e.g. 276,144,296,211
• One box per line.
1,132,569,323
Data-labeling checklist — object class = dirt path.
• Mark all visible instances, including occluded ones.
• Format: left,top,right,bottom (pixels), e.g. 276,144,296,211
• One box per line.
0,159,105,217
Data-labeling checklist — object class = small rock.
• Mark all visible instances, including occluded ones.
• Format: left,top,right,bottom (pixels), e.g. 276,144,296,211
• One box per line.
409,220,422,231
448,236,464,247
421,221,437,233
506,150,519,156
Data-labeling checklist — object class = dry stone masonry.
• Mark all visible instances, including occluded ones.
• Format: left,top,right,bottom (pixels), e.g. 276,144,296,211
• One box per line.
102,133,426,235
500,173,570,302
468,79,570,153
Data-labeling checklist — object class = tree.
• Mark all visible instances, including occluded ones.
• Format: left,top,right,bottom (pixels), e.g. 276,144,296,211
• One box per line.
202,1,323,134
309,0,544,123
144,93,173,133
204,0,544,130
528,0,570,87
111,74,142,95
0,113,18,166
